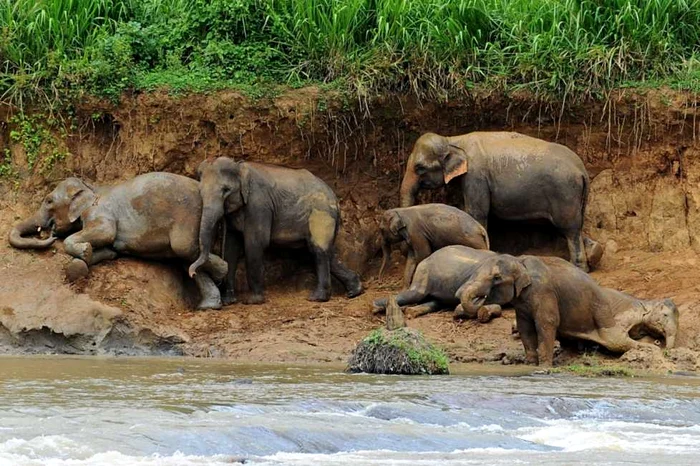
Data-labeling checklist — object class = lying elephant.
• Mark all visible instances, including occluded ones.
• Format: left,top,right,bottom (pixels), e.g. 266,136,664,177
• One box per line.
457,254,679,366
189,157,364,304
373,245,505,322
379,204,490,286
400,131,594,271
8,174,229,310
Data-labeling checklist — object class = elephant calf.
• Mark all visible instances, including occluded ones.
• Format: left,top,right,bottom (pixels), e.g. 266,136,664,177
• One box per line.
379,204,490,286
457,254,679,366
8,174,229,310
373,246,505,322
189,157,364,304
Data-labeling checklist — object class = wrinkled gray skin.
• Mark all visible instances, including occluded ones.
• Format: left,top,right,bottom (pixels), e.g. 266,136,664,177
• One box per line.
379,203,490,286
373,245,506,322
400,131,593,271
189,157,364,304
8,174,229,310
458,254,680,366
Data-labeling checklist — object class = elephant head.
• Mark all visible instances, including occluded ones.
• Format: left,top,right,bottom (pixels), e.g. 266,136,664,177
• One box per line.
455,255,531,319
400,133,468,207
189,157,247,277
378,210,408,281
8,178,96,249
641,299,679,349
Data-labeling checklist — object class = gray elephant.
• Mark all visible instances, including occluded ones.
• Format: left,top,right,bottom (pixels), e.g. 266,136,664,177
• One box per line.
379,203,490,286
400,131,593,271
373,245,505,322
457,254,679,366
189,157,364,304
8,174,229,310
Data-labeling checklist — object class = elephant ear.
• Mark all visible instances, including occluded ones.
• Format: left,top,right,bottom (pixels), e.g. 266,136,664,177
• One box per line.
389,212,410,245
196,160,210,180
237,162,251,204
513,264,532,296
443,144,468,184
68,184,95,223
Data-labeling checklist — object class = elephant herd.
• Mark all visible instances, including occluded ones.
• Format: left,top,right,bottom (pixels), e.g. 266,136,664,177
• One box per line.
9,130,679,367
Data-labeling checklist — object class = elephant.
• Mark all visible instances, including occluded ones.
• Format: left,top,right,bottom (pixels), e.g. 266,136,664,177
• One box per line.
399,131,594,271
189,157,364,304
373,245,505,322
378,204,490,286
8,174,229,310
457,254,679,366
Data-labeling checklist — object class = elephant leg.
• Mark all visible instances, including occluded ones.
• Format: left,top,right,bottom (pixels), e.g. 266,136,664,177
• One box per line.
406,300,443,317
330,254,363,298
564,228,588,272
243,223,271,305
402,252,417,288
64,218,117,264
516,313,539,365
220,230,243,306
193,271,223,310
372,288,429,314
308,246,332,302
202,254,228,284
88,247,118,265
535,322,557,367
478,304,503,323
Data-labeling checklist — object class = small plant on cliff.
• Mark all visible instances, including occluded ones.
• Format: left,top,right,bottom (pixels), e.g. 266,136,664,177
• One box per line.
0,149,17,179
347,327,449,375
8,114,69,173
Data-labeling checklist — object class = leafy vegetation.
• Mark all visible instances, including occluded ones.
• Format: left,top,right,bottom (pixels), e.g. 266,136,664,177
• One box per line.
3,0,700,108
8,114,69,173
348,327,450,375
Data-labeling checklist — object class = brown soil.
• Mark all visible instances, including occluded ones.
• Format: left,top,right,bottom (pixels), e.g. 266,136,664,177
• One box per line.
2,87,700,372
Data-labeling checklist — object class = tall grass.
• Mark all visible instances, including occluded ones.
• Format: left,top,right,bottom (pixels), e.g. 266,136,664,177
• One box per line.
2,0,700,107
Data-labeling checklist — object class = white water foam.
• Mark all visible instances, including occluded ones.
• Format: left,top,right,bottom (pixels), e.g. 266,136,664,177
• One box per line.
517,419,700,453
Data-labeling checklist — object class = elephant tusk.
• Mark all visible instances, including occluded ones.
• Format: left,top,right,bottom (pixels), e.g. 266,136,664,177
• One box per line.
37,226,42,232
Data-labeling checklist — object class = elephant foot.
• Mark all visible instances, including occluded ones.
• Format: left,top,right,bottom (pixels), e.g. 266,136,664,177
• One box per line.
372,301,387,315
525,353,539,365
222,293,238,306
197,297,222,311
477,305,502,323
453,304,475,321
65,259,89,282
308,289,331,302
243,294,266,305
346,282,364,299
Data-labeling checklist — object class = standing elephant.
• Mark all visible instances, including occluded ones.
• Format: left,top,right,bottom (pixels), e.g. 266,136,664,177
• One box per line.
373,246,505,322
8,174,229,310
400,131,592,271
188,157,364,304
379,203,489,286
457,254,679,366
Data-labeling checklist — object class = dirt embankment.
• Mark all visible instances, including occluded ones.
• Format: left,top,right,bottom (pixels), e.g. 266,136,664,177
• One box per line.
2,88,700,372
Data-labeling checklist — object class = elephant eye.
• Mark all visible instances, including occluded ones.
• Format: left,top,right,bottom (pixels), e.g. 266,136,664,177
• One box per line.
415,165,426,175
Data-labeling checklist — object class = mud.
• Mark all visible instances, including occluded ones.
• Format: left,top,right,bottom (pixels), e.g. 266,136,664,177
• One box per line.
2,87,700,371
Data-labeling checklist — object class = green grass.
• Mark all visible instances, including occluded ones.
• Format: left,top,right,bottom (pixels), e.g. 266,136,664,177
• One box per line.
3,0,700,109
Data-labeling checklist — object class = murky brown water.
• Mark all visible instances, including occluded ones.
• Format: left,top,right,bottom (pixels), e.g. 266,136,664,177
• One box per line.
1,356,700,465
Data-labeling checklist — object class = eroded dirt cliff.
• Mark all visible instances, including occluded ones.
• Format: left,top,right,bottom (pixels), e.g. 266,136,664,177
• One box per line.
2,87,700,371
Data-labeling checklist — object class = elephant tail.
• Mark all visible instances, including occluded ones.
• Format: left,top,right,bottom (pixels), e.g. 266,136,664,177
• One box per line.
580,172,590,229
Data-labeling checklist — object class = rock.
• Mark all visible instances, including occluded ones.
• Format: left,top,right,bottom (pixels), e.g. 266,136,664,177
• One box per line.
620,345,667,370
666,348,700,372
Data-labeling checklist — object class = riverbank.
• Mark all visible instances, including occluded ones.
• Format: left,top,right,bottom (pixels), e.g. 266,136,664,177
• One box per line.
2,87,700,372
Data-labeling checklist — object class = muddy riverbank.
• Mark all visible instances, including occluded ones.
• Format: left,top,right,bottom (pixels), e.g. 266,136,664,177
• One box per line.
2,88,700,371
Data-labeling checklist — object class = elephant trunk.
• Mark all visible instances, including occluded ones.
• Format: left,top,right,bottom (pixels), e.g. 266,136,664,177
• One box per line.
378,237,392,282
189,203,224,278
664,322,677,349
456,285,487,319
8,213,55,250
399,159,419,208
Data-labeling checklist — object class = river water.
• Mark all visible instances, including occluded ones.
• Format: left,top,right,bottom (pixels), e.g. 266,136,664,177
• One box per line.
1,357,700,465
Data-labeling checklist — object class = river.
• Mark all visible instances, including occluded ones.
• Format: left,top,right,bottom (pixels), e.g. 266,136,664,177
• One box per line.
1,356,700,465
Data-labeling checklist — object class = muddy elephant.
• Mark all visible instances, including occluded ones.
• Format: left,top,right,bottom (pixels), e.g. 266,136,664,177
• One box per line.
8,174,229,310
379,203,490,286
373,246,505,322
457,254,679,366
400,131,593,271
189,157,364,304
